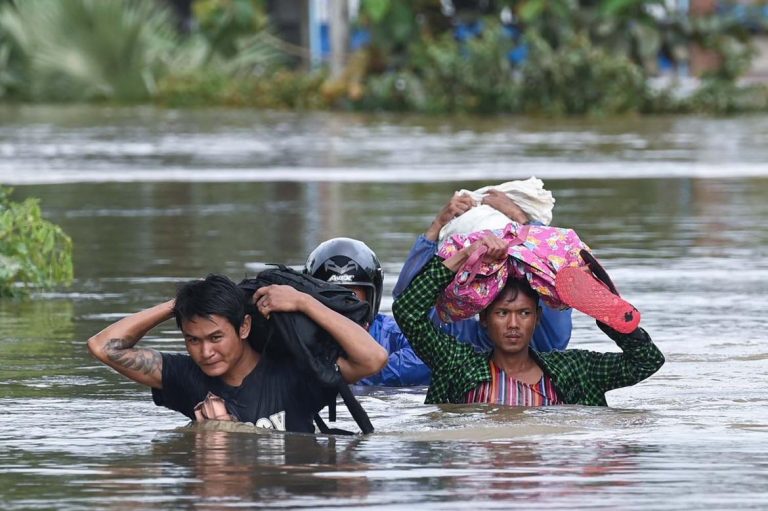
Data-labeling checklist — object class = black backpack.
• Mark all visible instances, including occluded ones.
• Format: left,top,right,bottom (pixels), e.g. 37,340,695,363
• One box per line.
238,265,374,434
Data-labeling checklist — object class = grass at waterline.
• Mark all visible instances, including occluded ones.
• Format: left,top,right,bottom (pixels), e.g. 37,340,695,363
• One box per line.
149,67,768,116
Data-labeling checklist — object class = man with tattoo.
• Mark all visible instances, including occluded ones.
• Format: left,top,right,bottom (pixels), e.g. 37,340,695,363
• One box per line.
87,274,387,433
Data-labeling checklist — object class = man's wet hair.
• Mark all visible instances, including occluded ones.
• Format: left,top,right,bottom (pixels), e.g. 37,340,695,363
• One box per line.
173,274,246,332
482,277,540,316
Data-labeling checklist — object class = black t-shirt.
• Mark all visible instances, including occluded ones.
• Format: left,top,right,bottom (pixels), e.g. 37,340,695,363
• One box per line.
151,352,338,433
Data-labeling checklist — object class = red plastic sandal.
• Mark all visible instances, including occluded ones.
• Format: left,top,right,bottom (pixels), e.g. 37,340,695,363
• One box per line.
555,266,641,334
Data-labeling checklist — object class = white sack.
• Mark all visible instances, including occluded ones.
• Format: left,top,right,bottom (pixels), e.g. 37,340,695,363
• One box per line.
439,177,555,242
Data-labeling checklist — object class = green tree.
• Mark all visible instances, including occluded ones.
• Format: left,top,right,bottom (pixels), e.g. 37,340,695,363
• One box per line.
0,187,73,297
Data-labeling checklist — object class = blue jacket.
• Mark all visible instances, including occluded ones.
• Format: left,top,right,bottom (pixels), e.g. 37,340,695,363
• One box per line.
360,313,432,386
360,235,572,386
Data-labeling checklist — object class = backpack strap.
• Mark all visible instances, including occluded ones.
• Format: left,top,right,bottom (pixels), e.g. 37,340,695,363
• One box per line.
315,382,373,435
337,383,374,434
313,413,354,435
314,383,374,435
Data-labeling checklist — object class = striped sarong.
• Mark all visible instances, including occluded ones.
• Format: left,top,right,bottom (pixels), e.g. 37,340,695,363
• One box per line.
464,361,561,406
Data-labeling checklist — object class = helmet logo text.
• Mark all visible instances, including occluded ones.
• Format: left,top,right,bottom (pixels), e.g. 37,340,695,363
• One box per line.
328,274,355,282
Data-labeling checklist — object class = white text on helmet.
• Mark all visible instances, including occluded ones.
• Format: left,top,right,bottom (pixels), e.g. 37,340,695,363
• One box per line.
328,274,356,282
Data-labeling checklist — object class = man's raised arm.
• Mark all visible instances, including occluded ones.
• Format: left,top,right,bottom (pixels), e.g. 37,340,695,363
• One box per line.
87,300,173,389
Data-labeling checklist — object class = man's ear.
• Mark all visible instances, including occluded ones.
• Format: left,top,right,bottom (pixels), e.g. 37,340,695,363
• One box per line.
479,310,487,329
536,305,542,324
240,314,252,340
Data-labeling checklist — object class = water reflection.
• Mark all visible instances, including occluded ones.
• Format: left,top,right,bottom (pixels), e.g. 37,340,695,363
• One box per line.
0,300,76,398
146,426,372,507
131,426,659,508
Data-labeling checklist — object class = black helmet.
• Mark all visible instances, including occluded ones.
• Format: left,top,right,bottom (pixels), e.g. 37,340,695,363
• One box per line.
305,238,383,325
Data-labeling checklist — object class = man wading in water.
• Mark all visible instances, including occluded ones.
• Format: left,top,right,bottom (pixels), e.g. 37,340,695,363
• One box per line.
392,235,664,406
88,274,387,432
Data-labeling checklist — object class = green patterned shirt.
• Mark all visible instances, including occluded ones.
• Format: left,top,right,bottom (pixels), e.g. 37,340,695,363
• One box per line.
392,257,665,406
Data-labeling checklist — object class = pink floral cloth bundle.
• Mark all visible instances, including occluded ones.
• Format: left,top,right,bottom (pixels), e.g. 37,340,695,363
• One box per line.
436,222,591,321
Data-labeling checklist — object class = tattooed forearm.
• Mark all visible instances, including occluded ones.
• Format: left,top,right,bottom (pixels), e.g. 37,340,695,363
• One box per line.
104,338,162,375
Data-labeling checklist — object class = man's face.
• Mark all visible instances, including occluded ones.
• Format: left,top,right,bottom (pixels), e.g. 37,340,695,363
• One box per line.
348,285,367,304
181,314,251,378
348,285,372,330
482,289,539,356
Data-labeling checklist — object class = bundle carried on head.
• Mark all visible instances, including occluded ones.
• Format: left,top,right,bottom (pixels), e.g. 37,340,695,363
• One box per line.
439,177,555,241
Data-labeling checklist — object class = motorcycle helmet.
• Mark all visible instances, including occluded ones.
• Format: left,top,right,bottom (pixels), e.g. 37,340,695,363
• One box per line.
305,237,383,325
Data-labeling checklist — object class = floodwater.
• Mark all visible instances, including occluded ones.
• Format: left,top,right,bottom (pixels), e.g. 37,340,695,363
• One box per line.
1,106,767,510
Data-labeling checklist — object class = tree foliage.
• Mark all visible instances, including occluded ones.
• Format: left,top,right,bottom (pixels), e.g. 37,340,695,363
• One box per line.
0,0,764,114
0,0,178,101
353,0,763,115
0,0,283,102
0,187,73,297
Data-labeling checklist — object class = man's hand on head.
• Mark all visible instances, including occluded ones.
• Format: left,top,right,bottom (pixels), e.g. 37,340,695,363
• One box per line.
425,193,476,241
443,234,508,272
481,189,529,224
254,285,309,319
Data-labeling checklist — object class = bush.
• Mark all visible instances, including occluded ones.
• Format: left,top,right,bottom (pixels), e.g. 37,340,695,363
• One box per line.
359,20,522,114
156,71,230,107
357,70,428,112
358,21,649,116
157,68,328,109
687,79,768,114
249,69,328,109
519,31,649,116
0,187,73,297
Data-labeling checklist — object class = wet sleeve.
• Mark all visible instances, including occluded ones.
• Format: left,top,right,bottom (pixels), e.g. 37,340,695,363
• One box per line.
392,235,438,299
392,257,476,372
585,326,665,393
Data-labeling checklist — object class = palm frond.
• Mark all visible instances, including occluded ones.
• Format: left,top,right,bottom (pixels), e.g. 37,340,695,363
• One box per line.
0,0,178,101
